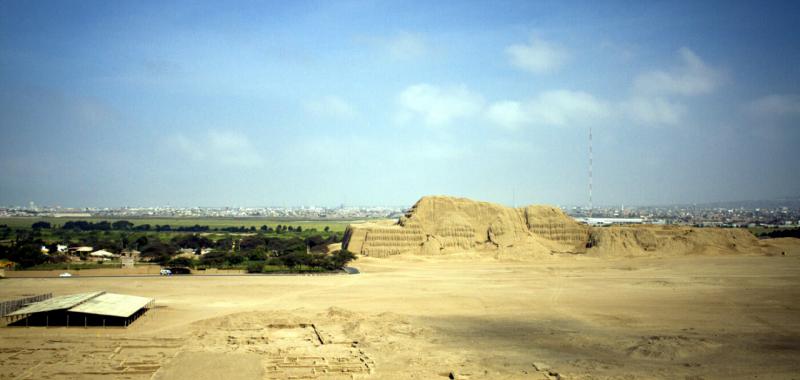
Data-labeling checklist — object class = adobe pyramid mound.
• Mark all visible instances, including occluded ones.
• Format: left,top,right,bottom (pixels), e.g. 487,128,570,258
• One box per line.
342,195,763,258
343,196,588,257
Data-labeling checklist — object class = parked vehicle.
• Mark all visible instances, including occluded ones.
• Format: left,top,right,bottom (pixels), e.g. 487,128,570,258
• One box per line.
160,269,172,276
59,272,72,277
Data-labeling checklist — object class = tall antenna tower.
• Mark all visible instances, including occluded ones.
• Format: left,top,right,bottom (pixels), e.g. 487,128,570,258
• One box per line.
588,125,593,218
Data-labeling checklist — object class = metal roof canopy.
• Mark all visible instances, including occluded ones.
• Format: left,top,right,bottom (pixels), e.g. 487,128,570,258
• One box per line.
68,293,153,318
6,291,104,317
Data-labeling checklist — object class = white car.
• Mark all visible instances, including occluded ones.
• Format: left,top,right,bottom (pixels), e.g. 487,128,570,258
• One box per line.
59,272,72,277
160,269,172,276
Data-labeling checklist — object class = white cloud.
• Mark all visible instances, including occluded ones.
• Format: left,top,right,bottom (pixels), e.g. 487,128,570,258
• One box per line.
634,47,722,96
396,83,484,127
527,90,609,125
172,134,206,161
305,96,357,119
415,141,467,160
620,97,686,126
171,130,263,167
486,90,609,129
744,94,800,117
506,37,568,74
387,32,427,60
485,101,528,130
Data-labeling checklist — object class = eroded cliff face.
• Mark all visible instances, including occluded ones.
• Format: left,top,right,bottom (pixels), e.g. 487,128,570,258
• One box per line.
342,195,764,258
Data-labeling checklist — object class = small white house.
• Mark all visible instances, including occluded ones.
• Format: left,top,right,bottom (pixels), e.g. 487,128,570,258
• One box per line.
89,249,117,259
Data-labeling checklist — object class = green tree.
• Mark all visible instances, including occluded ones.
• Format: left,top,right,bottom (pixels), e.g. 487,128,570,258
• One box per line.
171,234,212,249
305,234,327,249
133,236,149,249
31,221,51,229
167,256,195,268
328,249,357,270
111,220,134,230
227,254,246,265
246,247,268,261
9,243,49,268
140,242,177,264
214,236,234,251
246,261,264,273
239,235,266,251
199,251,228,266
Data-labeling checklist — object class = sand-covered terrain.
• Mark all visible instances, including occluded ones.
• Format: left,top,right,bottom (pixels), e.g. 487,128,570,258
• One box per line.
1,252,799,379
1,196,798,379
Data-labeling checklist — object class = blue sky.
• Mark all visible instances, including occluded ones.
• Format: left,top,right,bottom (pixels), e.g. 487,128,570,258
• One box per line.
1,1,799,207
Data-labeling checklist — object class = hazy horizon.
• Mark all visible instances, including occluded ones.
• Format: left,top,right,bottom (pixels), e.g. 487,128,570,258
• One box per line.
2,1,799,208
6,194,800,211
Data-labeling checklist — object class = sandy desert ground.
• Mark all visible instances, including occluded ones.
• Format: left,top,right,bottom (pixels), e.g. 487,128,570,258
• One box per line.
1,251,799,379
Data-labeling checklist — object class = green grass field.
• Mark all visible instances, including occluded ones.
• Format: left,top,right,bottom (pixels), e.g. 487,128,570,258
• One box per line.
0,217,386,233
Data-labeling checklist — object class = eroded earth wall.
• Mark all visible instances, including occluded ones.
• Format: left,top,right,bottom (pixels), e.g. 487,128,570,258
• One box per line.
342,195,763,257
343,196,589,257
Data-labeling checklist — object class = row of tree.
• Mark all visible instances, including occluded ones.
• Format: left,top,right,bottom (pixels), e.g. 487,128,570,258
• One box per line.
30,220,328,233
0,243,52,268
2,223,347,270
246,250,356,273
758,229,800,239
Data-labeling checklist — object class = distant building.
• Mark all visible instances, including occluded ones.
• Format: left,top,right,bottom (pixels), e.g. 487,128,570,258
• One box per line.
52,213,92,218
121,249,140,257
89,250,117,261
121,256,135,268
577,217,645,226
70,246,94,254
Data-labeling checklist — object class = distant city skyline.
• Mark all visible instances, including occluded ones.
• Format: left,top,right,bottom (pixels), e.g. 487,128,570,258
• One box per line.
6,194,800,210
2,1,799,208
4,198,799,230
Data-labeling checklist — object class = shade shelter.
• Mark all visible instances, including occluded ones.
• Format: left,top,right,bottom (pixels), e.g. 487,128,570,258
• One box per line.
3,291,154,328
